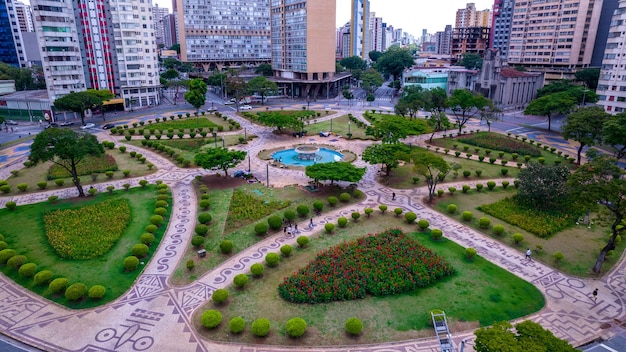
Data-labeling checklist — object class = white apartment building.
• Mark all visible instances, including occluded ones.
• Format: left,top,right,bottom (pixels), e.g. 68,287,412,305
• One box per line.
598,1,626,113
350,0,370,59
14,1,34,32
152,4,167,47
370,12,383,53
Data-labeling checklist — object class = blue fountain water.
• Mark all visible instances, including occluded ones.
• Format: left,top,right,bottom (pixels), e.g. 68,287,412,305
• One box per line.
271,148,343,167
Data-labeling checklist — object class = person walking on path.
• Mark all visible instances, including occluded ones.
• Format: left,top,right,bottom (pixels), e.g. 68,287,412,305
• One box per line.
294,224,298,233
309,218,313,229
283,226,287,234
593,288,598,302
526,248,532,260
392,192,396,200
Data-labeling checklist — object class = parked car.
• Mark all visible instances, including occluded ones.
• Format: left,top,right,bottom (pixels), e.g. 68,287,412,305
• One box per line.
44,123,59,129
102,123,116,130
240,105,253,110
205,107,217,112
80,123,95,130
59,121,74,126
5,120,18,125
224,100,235,105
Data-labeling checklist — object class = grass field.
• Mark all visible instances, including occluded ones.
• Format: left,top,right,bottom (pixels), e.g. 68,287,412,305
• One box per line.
193,216,544,346
306,115,374,140
0,185,170,308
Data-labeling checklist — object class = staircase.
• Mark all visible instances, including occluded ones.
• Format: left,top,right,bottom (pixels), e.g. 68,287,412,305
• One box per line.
431,311,457,352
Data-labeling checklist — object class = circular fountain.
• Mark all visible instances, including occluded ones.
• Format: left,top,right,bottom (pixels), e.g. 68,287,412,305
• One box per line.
294,145,320,161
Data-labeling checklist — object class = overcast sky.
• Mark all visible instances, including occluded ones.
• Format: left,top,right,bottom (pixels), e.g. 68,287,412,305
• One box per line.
152,0,495,36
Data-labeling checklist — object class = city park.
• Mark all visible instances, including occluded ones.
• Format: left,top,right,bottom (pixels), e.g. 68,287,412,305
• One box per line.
0,80,624,351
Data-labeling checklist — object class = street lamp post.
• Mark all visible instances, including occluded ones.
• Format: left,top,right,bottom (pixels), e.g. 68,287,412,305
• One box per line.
348,120,351,136
330,118,333,132
244,127,247,141
213,132,217,147
248,155,251,172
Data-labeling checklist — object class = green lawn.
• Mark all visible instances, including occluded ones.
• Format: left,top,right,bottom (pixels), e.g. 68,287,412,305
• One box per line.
193,217,544,346
306,115,374,140
0,185,170,308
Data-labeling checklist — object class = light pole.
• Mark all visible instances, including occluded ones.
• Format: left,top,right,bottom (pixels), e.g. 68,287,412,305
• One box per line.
248,155,251,172
244,127,247,141
348,120,351,137
213,132,217,147
330,118,333,132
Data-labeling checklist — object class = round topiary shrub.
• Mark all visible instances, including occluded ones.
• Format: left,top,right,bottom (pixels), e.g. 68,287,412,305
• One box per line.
345,317,363,335
88,285,106,299
328,196,338,206
337,217,348,227
339,192,351,202
297,236,310,248
251,318,271,337
199,199,211,209
296,205,310,217
325,223,335,233
49,277,69,294
65,283,87,301
461,211,473,221
255,222,269,236
267,215,283,230
131,243,149,257
284,209,296,222
487,181,496,190
198,212,212,224
280,244,293,257
5,201,16,210
0,249,16,264
212,288,229,303
195,224,209,236
149,215,164,226
286,317,307,337
124,256,139,271
0,241,6,251
512,233,524,245
18,262,37,278
447,204,458,214
154,207,167,216
251,263,264,277
431,228,443,240
394,208,403,217
265,252,280,267
34,270,53,286
466,247,477,259
155,200,168,208
219,240,233,254
313,201,324,212
145,224,158,233
364,208,373,217
352,189,364,199
405,212,417,224
201,310,223,329
351,212,361,222
7,255,27,270
233,274,248,288
191,236,205,247
229,317,246,334
553,251,564,262
379,204,388,213
478,217,491,229
417,219,429,230
493,224,505,236
140,233,155,245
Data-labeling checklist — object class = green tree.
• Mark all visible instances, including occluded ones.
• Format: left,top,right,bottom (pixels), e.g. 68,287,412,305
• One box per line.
339,56,367,71
480,105,502,133
427,111,451,142
377,46,414,81
257,112,301,132
395,85,427,118
162,58,181,70
169,44,180,53
184,78,207,112
517,163,571,210
562,106,608,164
362,143,411,176
413,152,451,201
255,63,273,76
360,68,384,93
447,89,492,133
368,50,383,62
54,91,107,126
366,115,430,143
342,89,354,105
575,68,600,90
226,75,247,110
602,112,626,159
194,147,247,177
85,89,115,120
366,93,375,104
568,155,626,273
524,91,577,131
458,52,483,69
247,76,278,105
164,79,189,106
29,128,104,197
160,69,179,80
475,320,576,352
0,62,45,91
305,162,366,184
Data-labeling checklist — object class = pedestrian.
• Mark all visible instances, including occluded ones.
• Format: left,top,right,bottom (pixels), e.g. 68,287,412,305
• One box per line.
294,224,298,233
392,192,396,200
283,226,287,234
592,288,598,302
309,218,313,228
525,248,532,260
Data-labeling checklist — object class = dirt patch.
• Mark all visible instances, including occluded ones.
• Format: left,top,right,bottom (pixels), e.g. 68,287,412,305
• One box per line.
198,174,248,190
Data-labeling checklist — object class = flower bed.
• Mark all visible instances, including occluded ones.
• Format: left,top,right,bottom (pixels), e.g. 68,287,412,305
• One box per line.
479,197,578,238
157,138,212,152
278,229,454,303
43,198,131,259
456,132,542,157
146,117,218,131
48,154,118,179
225,189,290,231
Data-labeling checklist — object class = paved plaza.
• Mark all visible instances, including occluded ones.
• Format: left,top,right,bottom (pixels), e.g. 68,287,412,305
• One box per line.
0,108,623,351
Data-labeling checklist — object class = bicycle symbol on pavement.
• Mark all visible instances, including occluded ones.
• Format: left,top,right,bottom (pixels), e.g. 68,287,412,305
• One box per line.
95,308,164,351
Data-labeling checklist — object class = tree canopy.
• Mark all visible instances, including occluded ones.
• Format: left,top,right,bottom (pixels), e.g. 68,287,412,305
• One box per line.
575,68,600,89
458,52,483,69
413,151,451,201
362,143,411,176
376,46,414,81
160,69,179,80
255,63,273,76
516,162,571,210
562,106,608,164
339,56,367,71
447,89,492,133
602,112,626,159
0,62,45,91
184,78,207,111
474,321,576,352
194,147,247,177
53,90,112,126
360,68,384,93
256,112,302,132
29,128,104,197
524,91,577,131
366,115,431,143
368,51,383,62
304,162,366,184
247,76,278,105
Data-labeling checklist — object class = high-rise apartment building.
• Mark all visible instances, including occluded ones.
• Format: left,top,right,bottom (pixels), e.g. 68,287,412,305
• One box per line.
0,0,27,67
597,1,626,113
174,0,271,70
152,4,167,47
371,13,383,53
456,2,492,28
350,0,370,59
32,0,86,100
435,25,453,55
507,0,603,78
337,22,351,60
162,13,178,49
14,1,33,32
490,0,514,59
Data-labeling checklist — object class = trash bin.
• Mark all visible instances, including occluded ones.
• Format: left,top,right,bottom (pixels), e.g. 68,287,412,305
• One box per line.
197,249,206,258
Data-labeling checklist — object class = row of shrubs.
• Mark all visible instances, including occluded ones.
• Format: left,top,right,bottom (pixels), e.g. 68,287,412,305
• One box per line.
187,184,216,270
140,140,193,167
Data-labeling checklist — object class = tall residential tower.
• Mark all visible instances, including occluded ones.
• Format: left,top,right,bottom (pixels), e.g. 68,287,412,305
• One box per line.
350,0,370,59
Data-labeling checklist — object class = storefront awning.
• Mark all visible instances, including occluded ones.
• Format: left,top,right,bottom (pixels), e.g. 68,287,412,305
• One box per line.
103,98,124,106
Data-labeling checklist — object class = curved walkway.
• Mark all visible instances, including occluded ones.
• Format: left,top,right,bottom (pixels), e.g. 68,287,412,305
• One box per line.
0,110,623,352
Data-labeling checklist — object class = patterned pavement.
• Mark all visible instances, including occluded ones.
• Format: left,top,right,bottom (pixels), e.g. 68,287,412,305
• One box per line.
0,110,624,351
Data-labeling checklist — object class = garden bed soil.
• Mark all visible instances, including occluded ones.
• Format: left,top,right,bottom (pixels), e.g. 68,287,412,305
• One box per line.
198,174,248,189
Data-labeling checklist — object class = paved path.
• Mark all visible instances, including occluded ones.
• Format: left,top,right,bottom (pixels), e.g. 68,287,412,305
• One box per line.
0,109,624,352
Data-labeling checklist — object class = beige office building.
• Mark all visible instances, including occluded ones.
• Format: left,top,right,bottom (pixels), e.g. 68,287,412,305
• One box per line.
456,2,492,28
507,0,603,80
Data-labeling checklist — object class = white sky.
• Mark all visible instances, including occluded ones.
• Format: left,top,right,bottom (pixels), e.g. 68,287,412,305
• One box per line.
153,0,495,36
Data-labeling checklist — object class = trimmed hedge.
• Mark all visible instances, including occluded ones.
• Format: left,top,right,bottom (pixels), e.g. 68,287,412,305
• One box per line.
297,236,309,247
65,283,87,301
18,263,37,278
251,263,264,277
286,317,307,337
229,317,246,333
212,288,229,303
201,310,223,329
34,270,53,285
251,318,271,337
88,285,106,299
49,277,69,294
233,274,248,288
345,317,363,335
265,253,280,267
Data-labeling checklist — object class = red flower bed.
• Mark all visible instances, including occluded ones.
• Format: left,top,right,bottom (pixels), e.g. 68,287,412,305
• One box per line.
278,229,454,304
457,132,542,157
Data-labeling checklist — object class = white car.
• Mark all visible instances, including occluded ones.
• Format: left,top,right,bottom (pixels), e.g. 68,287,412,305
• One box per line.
240,105,253,110
224,101,235,105
80,123,95,130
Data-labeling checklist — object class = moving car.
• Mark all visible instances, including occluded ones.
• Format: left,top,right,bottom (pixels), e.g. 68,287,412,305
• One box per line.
205,107,217,113
44,123,59,129
80,123,95,130
5,120,18,125
224,100,235,105
59,121,74,126
102,123,116,130
240,105,253,110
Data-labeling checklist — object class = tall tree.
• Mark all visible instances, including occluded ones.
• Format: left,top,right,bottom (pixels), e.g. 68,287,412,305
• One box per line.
342,89,354,105
447,89,491,133
426,111,451,142
524,91,577,131
194,147,246,177
305,162,366,184
247,76,278,105
226,75,247,110
366,115,430,143
85,89,115,120
395,85,427,118
480,105,502,132
29,128,104,197
575,68,600,89
255,63,273,76
257,112,302,132
368,51,383,62
568,155,626,273
362,143,411,176
602,112,626,159
54,91,106,126
0,62,45,91
413,151,451,201
517,162,571,210
562,106,608,164
376,46,414,81
475,321,576,352
184,78,207,112
458,52,483,69
160,69,179,80
360,68,384,93
164,79,189,105
536,80,574,98
339,56,367,71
